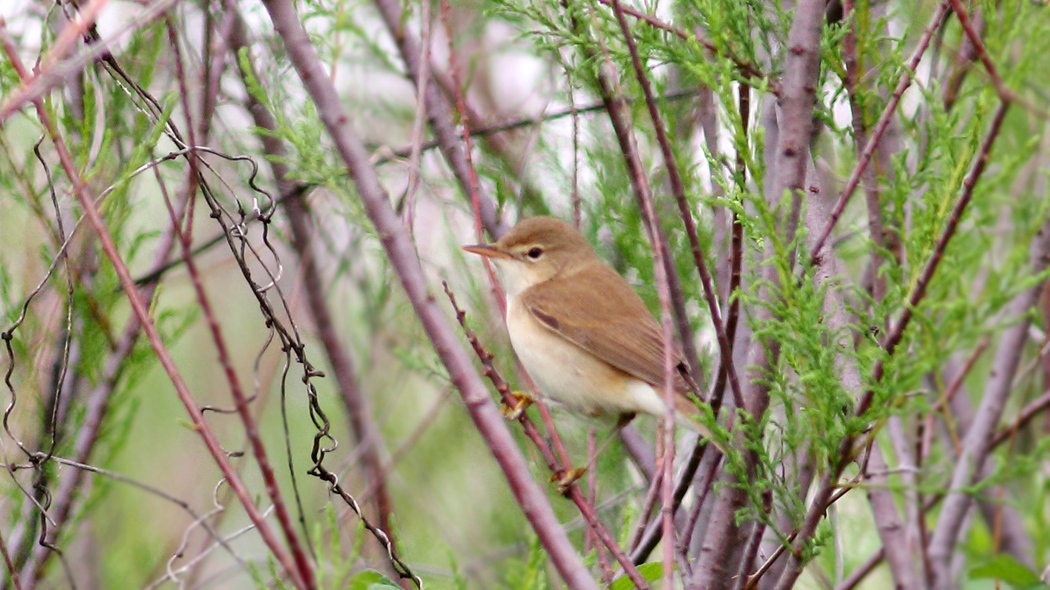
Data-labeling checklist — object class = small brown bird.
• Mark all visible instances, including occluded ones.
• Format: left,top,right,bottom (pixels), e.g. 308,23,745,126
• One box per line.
463,216,704,427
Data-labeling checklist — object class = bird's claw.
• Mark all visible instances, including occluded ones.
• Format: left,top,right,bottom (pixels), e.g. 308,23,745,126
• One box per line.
550,467,587,496
501,391,533,420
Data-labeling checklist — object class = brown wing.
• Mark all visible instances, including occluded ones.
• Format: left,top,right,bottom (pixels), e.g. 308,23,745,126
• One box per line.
520,262,691,392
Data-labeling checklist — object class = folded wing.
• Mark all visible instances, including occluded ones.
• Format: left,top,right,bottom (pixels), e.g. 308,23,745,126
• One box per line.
520,262,692,393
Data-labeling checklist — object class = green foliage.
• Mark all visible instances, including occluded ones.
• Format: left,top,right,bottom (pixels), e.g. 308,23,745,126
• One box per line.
609,561,665,590
502,533,549,590
4,0,1050,587
314,503,357,588
969,555,1049,590
346,569,402,590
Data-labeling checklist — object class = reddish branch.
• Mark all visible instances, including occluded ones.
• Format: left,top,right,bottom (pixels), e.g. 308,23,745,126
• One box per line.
775,100,1011,590
257,0,598,586
607,0,745,413
371,0,506,238
378,88,704,165
842,0,890,298
226,7,396,547
927,187,1048,590
992,388,1050,447
443,284,652,590
0,28,311,590
947,0,1010,101
592,0,771,92
603,4,685,586
722,81,748,396
870,102,1009,391
837,3,924,586
436,0,490,250
0,0,182,123
691,0,826,586
809,1,951,265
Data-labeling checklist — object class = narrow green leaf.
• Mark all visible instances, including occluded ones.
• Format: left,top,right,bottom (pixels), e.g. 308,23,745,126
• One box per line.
346,569,402,590
610,562,665,590
969,554,1045,588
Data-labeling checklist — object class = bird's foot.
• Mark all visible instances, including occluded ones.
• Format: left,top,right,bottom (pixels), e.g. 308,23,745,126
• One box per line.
501,391,533,420
550,466,587,496
616,412,637,429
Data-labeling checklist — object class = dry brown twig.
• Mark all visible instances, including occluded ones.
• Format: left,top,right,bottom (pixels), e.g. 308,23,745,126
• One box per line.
0,23,312,590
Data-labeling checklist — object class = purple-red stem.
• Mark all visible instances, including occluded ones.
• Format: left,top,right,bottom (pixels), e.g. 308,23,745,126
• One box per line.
163,22,315,587
0,28,309,590
443,283,651,590
774,100,1010,590
592,0,771,90
608,0,745,412
809,1,951,265
258,1,599,586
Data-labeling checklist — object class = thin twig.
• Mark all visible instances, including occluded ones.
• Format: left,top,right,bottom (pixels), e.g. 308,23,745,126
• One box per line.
775,100,1012,590
0,27,310,590
809,1,951,266
258,1,596,585
371,0,505,238
608,0,745,412
946,0,1010,101
592,0,772,92
443,283,651,590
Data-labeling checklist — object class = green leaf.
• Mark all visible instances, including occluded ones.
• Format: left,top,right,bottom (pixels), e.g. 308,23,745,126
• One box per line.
346,569,402,590
969,554,1047,588
610,562,665,590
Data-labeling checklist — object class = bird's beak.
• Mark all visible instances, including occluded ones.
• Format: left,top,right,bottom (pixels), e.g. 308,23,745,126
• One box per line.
462,244,512,260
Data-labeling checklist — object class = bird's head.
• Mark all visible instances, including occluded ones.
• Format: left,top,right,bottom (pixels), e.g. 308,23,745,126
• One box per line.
462,216,598,298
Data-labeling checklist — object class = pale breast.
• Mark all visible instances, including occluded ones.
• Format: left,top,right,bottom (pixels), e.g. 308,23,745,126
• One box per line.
505,296,668,418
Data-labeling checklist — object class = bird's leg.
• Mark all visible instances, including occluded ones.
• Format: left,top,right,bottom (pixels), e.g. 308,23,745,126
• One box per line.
588,412,634,462
501,391,534,420
550,466,587,496
551,413,636,496
616,412,637,429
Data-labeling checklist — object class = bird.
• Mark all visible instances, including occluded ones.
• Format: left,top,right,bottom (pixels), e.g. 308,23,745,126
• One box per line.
462,216,706,430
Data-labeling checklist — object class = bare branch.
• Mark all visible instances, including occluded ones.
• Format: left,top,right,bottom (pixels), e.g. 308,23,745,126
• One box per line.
371,0,506,239
256,1,597,586
0,25,310,590
928,217,1050,590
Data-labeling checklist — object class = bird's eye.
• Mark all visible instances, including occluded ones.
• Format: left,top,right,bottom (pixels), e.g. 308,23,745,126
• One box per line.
527,247,543,260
